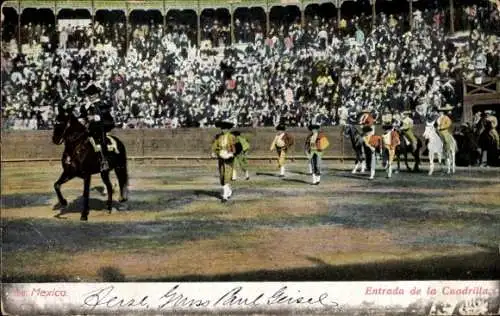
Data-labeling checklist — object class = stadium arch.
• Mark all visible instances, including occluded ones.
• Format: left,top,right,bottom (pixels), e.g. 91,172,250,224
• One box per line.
3,0,448,49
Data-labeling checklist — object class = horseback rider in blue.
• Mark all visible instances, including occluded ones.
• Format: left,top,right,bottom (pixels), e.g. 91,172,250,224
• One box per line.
79,82,115,172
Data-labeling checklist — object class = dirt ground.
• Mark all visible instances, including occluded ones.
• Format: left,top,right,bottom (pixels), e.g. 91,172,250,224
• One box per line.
2,160,499,282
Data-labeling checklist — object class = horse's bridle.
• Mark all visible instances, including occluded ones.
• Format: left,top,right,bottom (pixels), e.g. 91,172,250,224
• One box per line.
55,120,87,145
54,121,71,145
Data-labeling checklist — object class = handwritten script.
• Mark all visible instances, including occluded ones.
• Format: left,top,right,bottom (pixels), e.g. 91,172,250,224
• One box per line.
82,285,340,311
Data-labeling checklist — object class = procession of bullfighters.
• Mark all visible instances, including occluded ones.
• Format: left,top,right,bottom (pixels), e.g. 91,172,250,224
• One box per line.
1,0,499,305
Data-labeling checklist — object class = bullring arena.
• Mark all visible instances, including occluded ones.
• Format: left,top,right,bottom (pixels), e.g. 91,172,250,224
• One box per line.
2,127,499,282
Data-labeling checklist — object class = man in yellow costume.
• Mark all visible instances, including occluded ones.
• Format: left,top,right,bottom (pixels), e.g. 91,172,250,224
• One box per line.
212,120,237,202
231,131,250,181
400,111,418,152
435,105,454,152
270,124,294,177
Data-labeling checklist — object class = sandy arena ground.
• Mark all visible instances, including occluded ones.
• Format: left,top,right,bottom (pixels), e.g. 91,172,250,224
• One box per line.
2,160,499,282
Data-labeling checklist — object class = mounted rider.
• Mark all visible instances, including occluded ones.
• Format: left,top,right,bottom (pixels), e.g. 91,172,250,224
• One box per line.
400,111,418,152
79,82,115,172
434,104,454,152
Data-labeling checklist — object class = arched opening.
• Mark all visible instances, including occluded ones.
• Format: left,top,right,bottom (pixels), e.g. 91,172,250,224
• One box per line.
201,8,230,47
129,9,163,37
269,5,301,37
304,3,337,32
94,10,126,54
374,0,409,31
165,9,197,45
128,10,163,59
56,9,92,50
20,8,56,50
233,7,265,43
1,7,18,44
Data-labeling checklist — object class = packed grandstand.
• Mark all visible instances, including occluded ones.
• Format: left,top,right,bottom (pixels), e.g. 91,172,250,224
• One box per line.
1,0,499,129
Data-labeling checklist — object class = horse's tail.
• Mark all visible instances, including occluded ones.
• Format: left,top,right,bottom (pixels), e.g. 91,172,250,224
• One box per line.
113,137,129,202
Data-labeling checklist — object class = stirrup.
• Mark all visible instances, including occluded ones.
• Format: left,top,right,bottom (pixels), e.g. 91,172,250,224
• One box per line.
100,160,109,172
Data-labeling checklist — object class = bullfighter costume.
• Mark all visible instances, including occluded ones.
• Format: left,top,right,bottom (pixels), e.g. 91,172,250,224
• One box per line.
212,121,237,202
305,124,330,185
270,124,294,177
436,105,453,152
231,131,250,180
400,111,418,152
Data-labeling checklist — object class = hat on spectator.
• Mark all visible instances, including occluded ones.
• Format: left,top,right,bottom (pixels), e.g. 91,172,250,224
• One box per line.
83,82,102,96
438,104,454,112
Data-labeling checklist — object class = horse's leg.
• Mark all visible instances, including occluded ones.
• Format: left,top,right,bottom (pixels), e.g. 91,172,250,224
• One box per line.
115,165,129,202
100,171,113,212
361,148,367,173
452,149,456,174
81,175,91,221
396,150,401,174
438,152,443,172
404,148,411,171
387,150,393,179
54,170,74,209
446,154,451,174
352,160,359,174
414,145,421,172
369,151,375,180
428,153,434,176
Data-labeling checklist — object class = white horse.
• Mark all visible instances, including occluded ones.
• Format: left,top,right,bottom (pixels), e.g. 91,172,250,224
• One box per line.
422,121,457,175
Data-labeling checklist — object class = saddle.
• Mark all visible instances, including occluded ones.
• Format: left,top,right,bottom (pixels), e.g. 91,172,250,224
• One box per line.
364,135,382,150
89,135,120,154
382,131,400,150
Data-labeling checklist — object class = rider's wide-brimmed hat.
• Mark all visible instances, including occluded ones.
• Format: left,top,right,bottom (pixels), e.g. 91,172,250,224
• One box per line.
215,120,234,130
82,82,102,96
438,104,454,112
362,126,373,133
276,124,286,131
308,124,321,131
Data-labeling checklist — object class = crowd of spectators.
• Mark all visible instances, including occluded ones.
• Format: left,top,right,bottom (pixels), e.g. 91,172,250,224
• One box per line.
1,2,499,130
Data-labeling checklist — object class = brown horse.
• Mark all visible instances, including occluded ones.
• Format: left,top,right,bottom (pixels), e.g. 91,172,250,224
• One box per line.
52,109,129,221
364,134,384,179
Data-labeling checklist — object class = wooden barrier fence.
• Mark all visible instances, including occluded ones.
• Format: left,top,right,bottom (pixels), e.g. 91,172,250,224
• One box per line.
1,125,430,162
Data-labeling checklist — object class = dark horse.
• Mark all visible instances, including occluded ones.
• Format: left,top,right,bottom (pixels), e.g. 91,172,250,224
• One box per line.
52,109,129,221
454,124,480,166
394,129,423,172
477,122,499,167
343,124,373,173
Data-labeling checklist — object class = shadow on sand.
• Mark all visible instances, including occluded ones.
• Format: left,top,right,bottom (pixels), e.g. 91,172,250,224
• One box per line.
4,250,497,282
